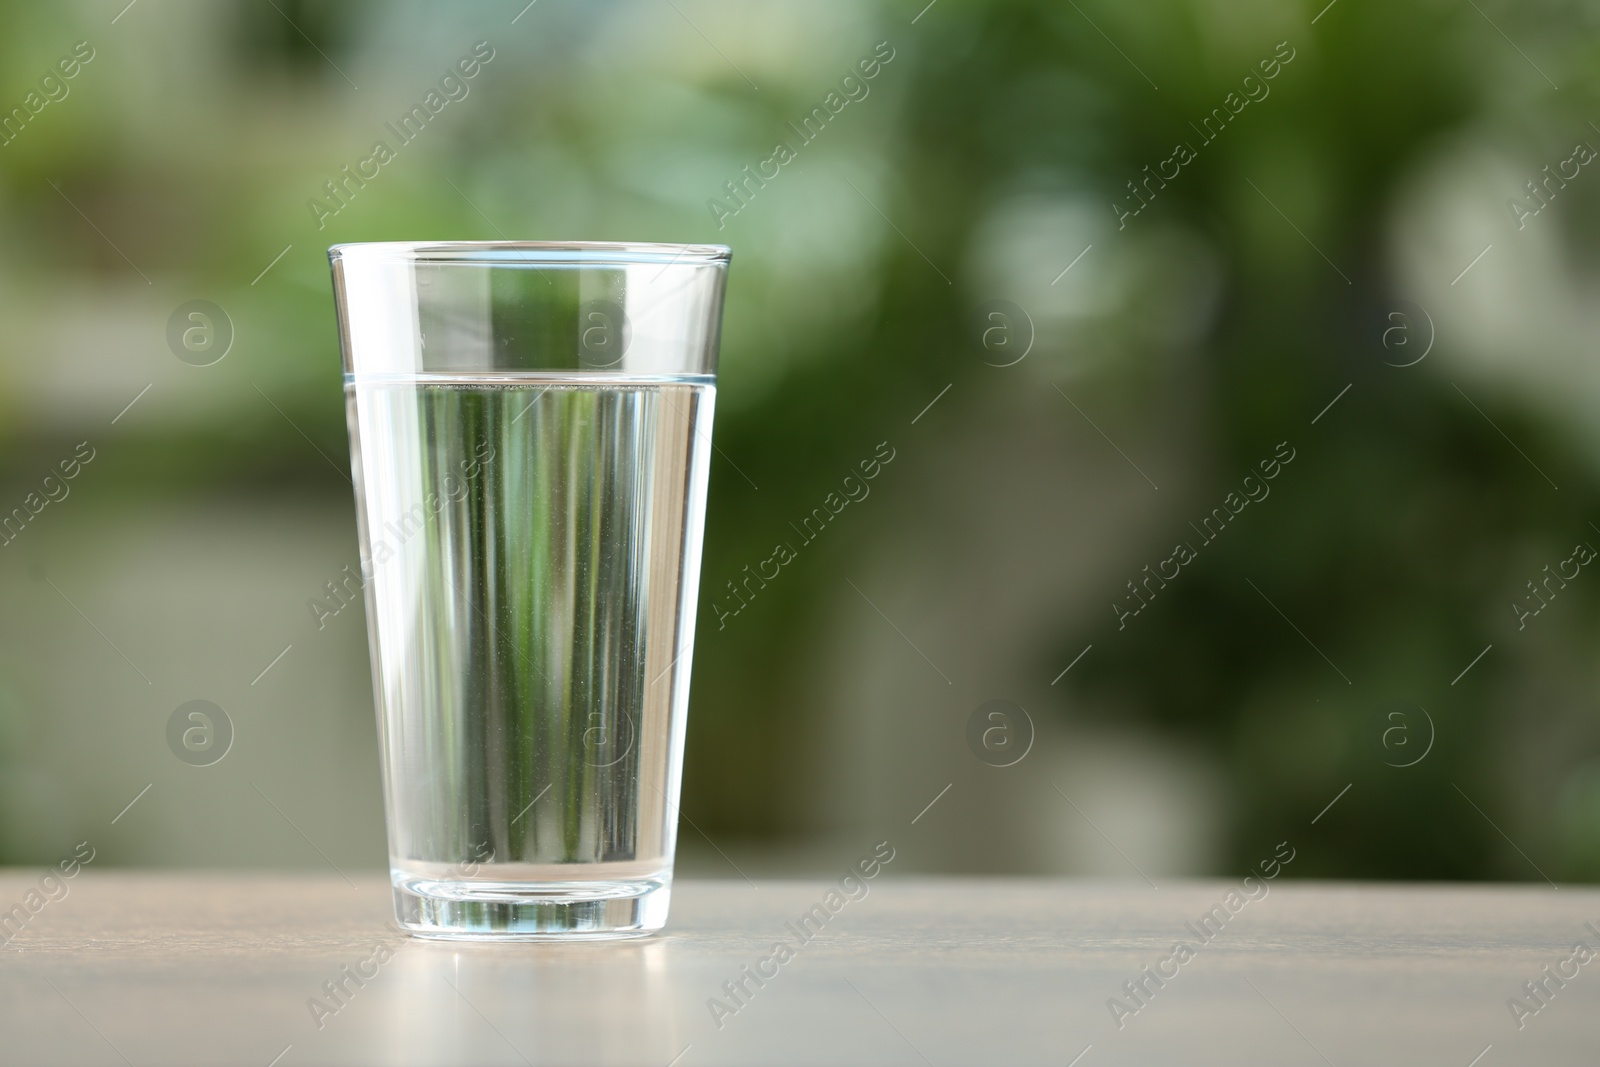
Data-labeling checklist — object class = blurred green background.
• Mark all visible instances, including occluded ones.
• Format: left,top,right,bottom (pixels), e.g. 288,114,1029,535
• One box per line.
1,0,1597,884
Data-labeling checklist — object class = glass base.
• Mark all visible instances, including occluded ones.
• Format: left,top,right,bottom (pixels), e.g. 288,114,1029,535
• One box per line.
393,873,672,940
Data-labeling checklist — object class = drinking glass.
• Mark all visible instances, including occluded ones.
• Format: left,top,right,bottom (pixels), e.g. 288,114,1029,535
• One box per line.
328,241,729,939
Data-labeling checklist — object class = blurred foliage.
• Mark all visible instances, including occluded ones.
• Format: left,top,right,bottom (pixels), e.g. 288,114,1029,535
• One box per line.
694,0,1600,881
0,0,1597,881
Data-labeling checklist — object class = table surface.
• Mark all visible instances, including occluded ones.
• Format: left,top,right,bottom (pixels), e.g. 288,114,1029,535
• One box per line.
0,872,1595,1066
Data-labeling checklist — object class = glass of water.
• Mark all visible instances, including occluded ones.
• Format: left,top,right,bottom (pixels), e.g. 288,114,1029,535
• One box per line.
328,241,729,939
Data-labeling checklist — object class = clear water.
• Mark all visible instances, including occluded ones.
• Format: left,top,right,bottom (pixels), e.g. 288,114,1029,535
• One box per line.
345,374,714,922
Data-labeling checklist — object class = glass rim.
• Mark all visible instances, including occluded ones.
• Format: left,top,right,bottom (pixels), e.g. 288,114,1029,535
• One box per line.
328,240,731,267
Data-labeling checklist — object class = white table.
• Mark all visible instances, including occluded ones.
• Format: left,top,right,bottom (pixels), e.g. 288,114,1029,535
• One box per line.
1,873,1595,1065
